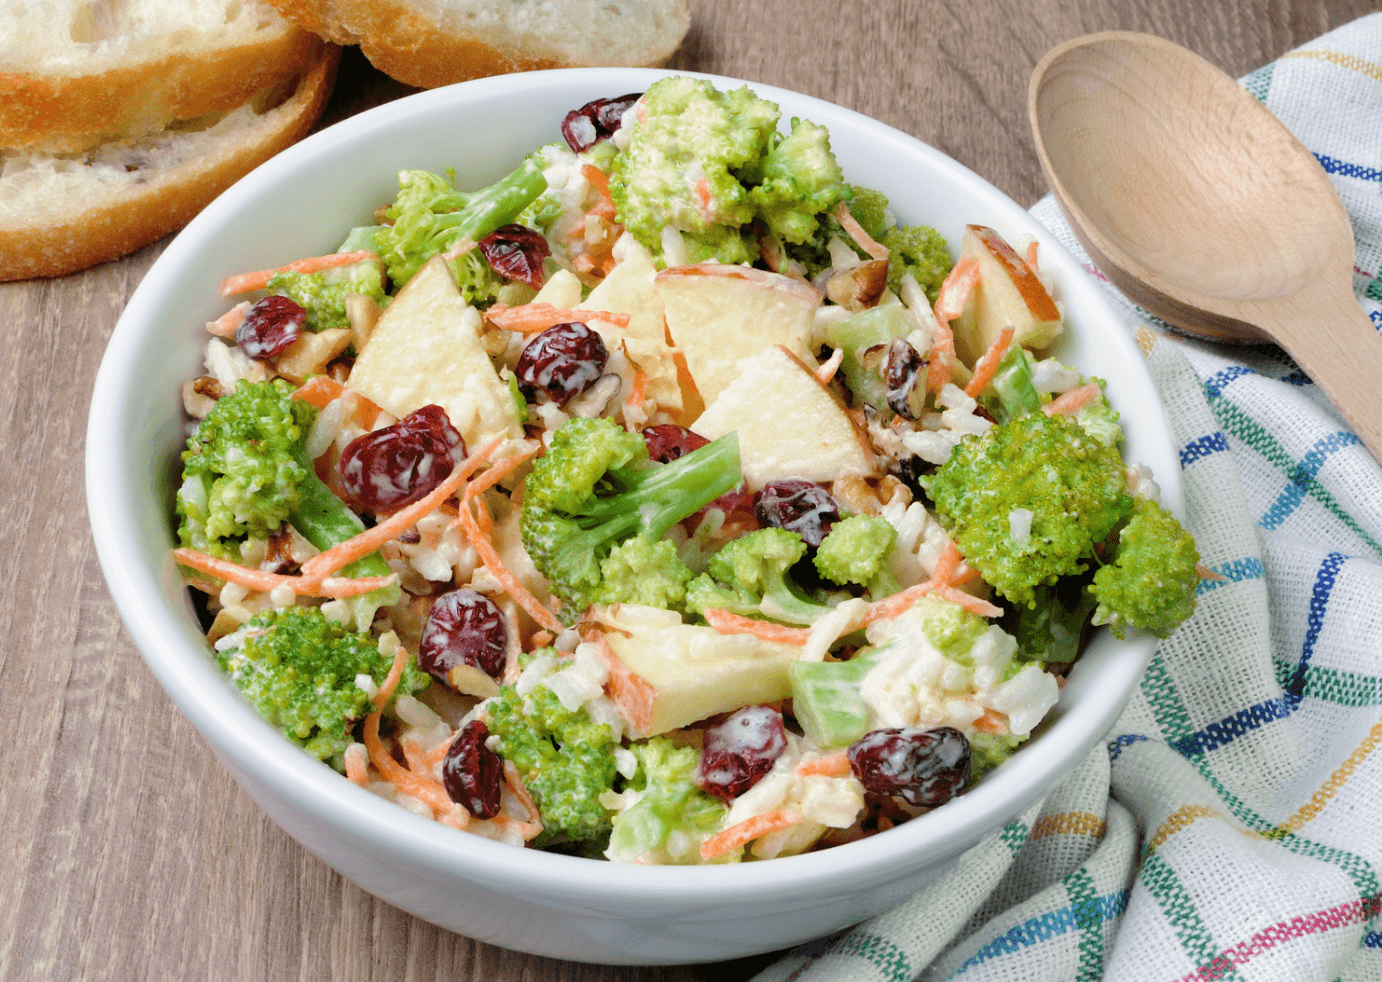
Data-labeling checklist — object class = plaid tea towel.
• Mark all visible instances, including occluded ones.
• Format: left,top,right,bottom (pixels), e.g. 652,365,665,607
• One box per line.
755,14,1382,982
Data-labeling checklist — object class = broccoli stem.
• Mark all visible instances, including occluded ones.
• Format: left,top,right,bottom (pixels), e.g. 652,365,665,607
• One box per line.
583,431,742,539
426,158,548,245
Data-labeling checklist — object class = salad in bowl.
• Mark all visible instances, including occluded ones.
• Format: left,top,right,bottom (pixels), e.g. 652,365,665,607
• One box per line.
166,75,1199,867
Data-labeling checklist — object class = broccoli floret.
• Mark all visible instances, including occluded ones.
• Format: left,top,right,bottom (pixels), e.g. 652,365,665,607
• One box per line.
969,731,1027,779
1004,578,1098,663
217,606,427,763
746,118,850,246
1075,398,1124,447
605,738,732,864
813,514,897,587
446,248,505,308
520,417,741,619
598,536,695,609
912,594,989,662
922,412,1133,608
375,158,548,287
882,223,952,301
1091,499,1200,639
841,185,889,241
176,379,401,623
685,527,835,626
266,259,387,333
486,663,619,849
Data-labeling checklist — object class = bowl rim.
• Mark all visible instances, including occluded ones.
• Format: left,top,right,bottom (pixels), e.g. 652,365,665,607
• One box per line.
86,66,1171,906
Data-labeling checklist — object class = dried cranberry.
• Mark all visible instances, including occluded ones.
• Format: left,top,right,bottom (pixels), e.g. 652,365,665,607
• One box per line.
847,727,971,807
443,720,503,819
419,588,508,682
560,93,642,152
754,481,840,547
516,322,608,405
642,424,709,463
340,405,464,511
236,295,304,360
478,223,550,290
695,705,788,801
884,338,926,419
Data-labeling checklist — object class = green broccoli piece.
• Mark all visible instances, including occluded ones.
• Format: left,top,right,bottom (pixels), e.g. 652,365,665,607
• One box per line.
374,158,547,287
217,606,427,763
882,223,952,301
266,258,387,333
611,77,779,262
969,731,1027,780
485,663,619,849
981,344,1044,422
446,248,505,308
1091,499,1200,639
598,536,695,609
176,379,401,622
520,417,741,619
841,185,889,241
1075,397,1124,448
912,594,990,662
1004,578,1098,663
605,738,733,864
813,514,897,587
746,118,850,246
922,412,1134,608
685,527,835,626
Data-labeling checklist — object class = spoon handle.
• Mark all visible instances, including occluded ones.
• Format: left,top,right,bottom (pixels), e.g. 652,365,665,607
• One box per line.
1261,287,1382,468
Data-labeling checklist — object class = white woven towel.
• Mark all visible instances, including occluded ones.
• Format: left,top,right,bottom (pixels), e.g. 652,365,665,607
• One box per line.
755,14,1382,981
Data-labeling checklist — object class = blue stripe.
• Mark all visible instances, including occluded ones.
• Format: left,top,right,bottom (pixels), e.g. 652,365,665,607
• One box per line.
1197,557,1264,595
1278,371,1312,386
1259,433,1362,529
1108,733,1148,761
1314,152,1382,183
1285,552,1348,705
1180,432,1229,468
1203,366,1254,399
1365,930,1382,947
953,891,1130,975
1170,696,1294,757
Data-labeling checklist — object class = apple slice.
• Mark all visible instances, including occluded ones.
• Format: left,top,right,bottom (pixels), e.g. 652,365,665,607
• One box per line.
655,263,822,410
347,256,522,450
691,345,878,490
951,224,1062,367
595,605,809,737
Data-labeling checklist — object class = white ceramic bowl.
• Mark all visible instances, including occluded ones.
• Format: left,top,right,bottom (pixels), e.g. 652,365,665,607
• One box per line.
86,67,1176,965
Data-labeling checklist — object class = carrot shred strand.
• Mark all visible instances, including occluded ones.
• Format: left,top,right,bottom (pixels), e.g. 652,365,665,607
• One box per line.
700,810,802,860
701,608,811,645
219,250,380,297
964,326,1016,398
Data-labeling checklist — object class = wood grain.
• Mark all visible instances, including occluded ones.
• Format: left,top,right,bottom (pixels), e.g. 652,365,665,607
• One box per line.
1,2,1374,978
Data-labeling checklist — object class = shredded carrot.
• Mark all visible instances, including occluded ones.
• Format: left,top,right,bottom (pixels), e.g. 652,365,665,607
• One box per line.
171,548,399,598
863,578,939,625
531,630,555,648
932,256,981,323
402,738,431,775
931,541,964,586
964,326,1016,398
455,445,561,632
344,744,370,787
362,712,453,814
290,376,385,429
373,642,412,708
426,730,461,767
832,203,889,261
926,317,956,396
441,804,471,830
581,164,617,220
701,608,811,645
1043,382,1103,417
973,708,1009,735
219,250,380,297
933,585,1004,619
797,750,851,778
1026,240,1040,272
594,634,656,734
486,301,631,334
626,366,648,410
208,304,246,338
503,760,542,826
693,177,714,220
700,810,803,860
297,436,503,584
815,347,844,384
441,237,478,262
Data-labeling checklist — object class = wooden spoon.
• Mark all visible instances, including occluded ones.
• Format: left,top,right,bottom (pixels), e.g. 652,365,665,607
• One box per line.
1029,31,1382,463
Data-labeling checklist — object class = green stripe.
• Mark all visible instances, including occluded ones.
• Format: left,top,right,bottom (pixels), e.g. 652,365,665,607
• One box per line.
1367,278,1382,305
1065,869,1106,981
1002,817,1031,854
1243,64,1274,102
1141,854,1230,972
1275,658,1382,708
1132,662,1381,899
834,932,912,982
1140,651,1195,742
1207,395,1382,560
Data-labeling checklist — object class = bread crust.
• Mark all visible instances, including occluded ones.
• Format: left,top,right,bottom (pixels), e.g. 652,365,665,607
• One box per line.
0,26,320,153
0,44,340,282
266,0,689,89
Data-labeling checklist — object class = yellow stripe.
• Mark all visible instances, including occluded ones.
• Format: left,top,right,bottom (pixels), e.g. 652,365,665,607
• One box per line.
1134,325,1157,358
1143,803,1221,859
1280,49,1382,83
1029,811,1107,840
1276,716,1382,834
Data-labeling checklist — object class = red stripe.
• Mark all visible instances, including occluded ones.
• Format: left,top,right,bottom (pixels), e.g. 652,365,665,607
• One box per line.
1176,893,1382,982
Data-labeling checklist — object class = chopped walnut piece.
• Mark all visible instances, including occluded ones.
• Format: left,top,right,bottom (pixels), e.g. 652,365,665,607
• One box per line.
181,376,224,418
825,258,889,311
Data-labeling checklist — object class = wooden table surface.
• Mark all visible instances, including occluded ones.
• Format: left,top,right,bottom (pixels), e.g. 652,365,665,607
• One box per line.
2,1,1375,978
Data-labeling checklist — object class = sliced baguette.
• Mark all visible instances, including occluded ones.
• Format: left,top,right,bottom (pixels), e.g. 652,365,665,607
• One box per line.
0,0,318,152
0,41,340,282
266,0,690,89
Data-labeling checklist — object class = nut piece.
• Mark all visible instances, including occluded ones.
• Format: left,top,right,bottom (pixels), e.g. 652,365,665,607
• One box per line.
825,258,889,312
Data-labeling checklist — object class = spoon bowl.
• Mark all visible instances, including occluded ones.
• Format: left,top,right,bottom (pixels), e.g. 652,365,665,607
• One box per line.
1030,31,1382,461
